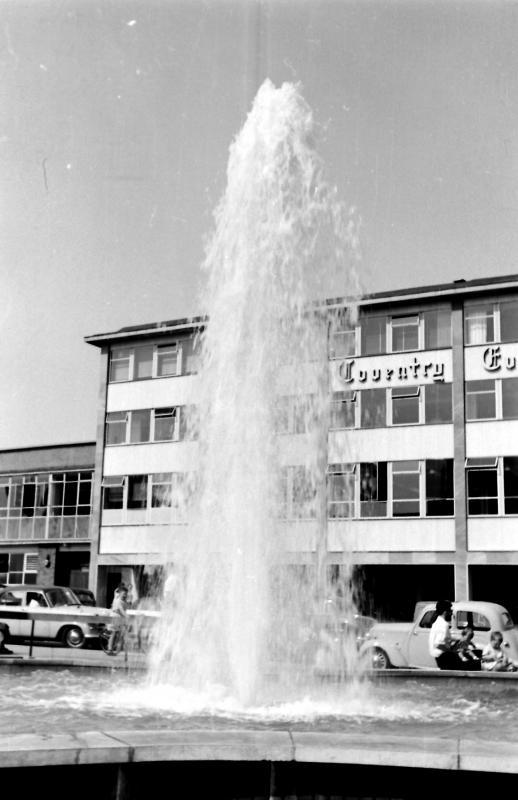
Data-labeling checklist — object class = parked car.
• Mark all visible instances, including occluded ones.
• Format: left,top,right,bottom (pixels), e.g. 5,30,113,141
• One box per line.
71,587,97,607
360,601,518,669
0,585,113,649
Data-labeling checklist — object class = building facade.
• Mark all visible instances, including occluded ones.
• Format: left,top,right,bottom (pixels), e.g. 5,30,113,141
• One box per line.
0,443,95,589
85,274,518,619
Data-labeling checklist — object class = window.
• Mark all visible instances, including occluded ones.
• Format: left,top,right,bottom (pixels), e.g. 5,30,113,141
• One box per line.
151,473,173,507
134,346,154,379
127,475,148,509
327,464,355,518
465,305,495,344
157,343,179,377
360,316,387,355
154,408,178,441
500,300,518,343
130,409,151,443
504,457,518,514
329,310,356,358
330,391,356,429
392,461,420,517
279,467,316,519
423,308,451,349
360,462,387,517
419,610,436,629
391,386,420,425
49,472,92,517
425,459,454,516
105,412,127,445
390,315,419,352
102,476,125,510
109,348,130,382
425,383,452,423
360,388,386,428
456,610,491,632
465,380,496,420
466,459,498,515
502,379,518,419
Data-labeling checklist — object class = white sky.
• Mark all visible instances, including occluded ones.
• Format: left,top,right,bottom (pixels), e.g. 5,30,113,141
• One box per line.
2,0,518,448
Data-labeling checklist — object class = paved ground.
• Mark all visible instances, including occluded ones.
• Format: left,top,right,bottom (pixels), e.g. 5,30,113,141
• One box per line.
0,641,147,669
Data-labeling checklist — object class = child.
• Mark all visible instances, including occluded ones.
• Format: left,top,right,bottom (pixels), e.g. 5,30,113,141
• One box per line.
481,630,517,672
454,627,481,669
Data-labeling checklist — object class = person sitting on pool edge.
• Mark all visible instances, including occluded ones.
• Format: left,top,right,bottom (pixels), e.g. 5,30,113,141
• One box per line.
481,630,517,672
0,622,13,655
428,599,462,670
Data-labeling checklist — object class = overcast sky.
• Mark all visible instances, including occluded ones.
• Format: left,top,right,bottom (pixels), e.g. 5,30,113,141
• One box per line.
2,0,518,449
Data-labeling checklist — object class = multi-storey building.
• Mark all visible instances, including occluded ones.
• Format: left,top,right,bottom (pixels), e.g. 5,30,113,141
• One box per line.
85,274,518,619
0,443,95,589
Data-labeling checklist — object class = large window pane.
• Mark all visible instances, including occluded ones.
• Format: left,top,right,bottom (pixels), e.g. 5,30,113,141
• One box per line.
465,380,496,420
502,379,518,419
424,308,451,349
467,468,498,515
130,410,151,443
360,316,387,355
391,315,419,352
465,306,495,345
327,465,355,518
391,387,420,425
105,412,127,445
425,383,452,423
330,392,356,429
134,346,153,379
360,389,386,428
127,475,148,509
504,457,518,514
109,348,130,382
360,462,387,517
500,300,518,343
426,459,454,516
157,343,179,376
102,477,124,510
151,473,173,507
154,408,177,441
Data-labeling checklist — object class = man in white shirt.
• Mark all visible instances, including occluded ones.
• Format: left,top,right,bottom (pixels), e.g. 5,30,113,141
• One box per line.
429,599,461,669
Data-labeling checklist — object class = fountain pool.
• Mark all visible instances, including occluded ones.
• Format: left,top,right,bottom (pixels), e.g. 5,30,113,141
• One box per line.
4,664,518,742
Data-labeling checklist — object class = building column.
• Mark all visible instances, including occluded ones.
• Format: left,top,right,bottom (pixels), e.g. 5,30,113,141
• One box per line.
452,301,468,600
88,346,109,601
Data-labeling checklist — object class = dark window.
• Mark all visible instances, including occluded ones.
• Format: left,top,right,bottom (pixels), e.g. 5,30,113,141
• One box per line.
465,380,496,420
391,386,420,425
134,346,153,379
109,348,130,382
467,467,498,515
130,410,151,443
392,461,420,517
500,300,518,343
419,610,436,629
423,308,451,349
360,316,387,355
504,457,518,514
127,475,148,509
102,477,125,510
502,379,518,419
426,459,454,516
425,383,452,423
360,389,386,428
360,462,387,517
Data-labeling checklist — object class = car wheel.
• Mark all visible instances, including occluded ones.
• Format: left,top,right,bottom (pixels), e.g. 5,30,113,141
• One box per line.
62,626,85,649
370,647,391,669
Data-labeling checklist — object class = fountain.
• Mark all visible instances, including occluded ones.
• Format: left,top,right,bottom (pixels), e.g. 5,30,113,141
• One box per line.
147,78,362,707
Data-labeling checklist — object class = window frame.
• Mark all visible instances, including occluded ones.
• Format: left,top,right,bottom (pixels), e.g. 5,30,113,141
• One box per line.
389,314,421,353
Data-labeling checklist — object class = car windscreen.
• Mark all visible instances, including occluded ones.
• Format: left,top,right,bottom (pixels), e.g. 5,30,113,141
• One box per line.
502,611,514,630
45,588,81,607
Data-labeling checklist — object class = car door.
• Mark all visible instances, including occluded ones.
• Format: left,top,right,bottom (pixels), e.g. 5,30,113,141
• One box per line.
0,589,24,638
26,590,52,639
407,609,438,668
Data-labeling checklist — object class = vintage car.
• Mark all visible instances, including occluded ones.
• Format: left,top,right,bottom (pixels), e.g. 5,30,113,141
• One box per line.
0,584,112,648
359,601,518,669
